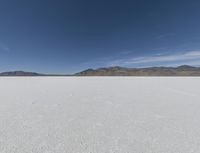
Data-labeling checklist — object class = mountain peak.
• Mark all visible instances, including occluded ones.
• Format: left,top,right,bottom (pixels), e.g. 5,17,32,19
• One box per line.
177,65,197,70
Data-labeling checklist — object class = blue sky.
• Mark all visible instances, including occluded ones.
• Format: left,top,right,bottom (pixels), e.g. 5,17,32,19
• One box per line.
0,0,200,74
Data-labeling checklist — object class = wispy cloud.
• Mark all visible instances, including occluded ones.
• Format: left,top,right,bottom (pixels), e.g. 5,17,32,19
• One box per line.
156,33,176,40
0,42,10,52
109,51,200,67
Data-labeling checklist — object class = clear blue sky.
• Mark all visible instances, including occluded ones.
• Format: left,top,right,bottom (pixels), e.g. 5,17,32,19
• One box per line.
0,0,200,74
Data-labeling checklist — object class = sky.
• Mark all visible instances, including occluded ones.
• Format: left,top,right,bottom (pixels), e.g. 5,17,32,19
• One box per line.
0,0,200,74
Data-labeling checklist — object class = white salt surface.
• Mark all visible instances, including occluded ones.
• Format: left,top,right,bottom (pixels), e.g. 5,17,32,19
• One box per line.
0,77,200,153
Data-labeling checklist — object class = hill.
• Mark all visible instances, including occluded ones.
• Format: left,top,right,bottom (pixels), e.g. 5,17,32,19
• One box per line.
0,71,44,76
75,65,200,76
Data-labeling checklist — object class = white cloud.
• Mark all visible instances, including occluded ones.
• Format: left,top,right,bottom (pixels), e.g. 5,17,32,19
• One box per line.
109,51,200,67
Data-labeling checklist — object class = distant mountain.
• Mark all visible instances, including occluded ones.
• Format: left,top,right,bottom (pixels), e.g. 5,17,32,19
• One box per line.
75,65,200,76
1,65,200,76
0,71,44,76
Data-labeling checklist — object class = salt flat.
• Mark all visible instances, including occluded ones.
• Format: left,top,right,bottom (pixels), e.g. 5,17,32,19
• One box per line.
0,77,200,153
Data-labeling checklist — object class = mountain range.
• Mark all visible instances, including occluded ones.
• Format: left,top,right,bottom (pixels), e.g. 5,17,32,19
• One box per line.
1,65,200,76
75,65,200,76
0,71,43,76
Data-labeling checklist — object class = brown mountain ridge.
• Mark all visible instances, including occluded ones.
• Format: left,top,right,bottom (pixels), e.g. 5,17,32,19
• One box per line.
75,65,200,76
1,65,200,76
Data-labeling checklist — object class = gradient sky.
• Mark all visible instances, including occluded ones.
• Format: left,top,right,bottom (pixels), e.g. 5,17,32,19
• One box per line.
0,0,200,74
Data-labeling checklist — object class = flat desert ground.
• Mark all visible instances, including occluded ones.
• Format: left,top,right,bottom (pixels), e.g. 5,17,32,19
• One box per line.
0,77,200,153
